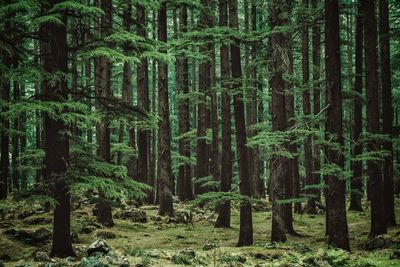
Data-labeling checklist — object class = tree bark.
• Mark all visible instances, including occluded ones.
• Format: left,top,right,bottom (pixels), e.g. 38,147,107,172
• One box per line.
176,5,193,201
364,0,387,237
302,0,316,215
0,81,10,199
137,3,151,201
95,0,114,227
12,81,20,191
228,0,253,247
349,0,364,212
324,0,350,251
40,0,74,256
195,0,213,195
268,0,290,243
215,0,232,228
312,0,321,203
158,1,174,216
379,0,396,226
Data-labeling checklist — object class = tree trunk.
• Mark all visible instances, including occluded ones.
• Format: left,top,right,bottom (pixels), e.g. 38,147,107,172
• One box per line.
20,84,27,189
379,0,396,226
349,0,364,212
364,0,387,237
312,0,321,203
12,81,20,191
176,5,193,202
302,0,316,215
228,0,253,247
195,0,213,195
268,0,291,243
158,1,174,216
40,0,74,256
215,0,232,228
324,0,350,251
95,0,114,227
137,3,151,199
0,81,10,199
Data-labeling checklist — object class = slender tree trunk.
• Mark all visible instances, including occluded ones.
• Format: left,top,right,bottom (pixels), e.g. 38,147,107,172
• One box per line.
152,9,158,205
349,0,364,212
228,0,253,246
137,3,151,201
195,0,213,195
364,0,387,237
40,0,74,256
95,0,114,227
176,5,193,201
379,0,396,226
312,0,321,203
20,84,27,190
0,81,10,199
324,0,350,251
302,0,316,215
215,0,232,228
158,1,174,216
283,13,297,235
12,81,20,191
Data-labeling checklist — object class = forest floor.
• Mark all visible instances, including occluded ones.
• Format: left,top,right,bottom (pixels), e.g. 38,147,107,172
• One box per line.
0,198,400,266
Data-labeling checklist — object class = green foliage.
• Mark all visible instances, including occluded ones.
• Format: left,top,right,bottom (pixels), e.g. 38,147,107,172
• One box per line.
189,192,252,210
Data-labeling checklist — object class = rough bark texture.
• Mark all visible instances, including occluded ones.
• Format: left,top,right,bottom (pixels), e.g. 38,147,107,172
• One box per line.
95,0,113,228
364,0,387,237
215,0,232,228
324,0,350,251
379,0,396,226
40,0,74,256
268,0,290,243
229,0,253,246
349,0,364,212
158,1,174,216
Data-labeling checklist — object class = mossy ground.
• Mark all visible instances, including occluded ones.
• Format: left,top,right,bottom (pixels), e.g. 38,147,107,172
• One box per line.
1,198,400,266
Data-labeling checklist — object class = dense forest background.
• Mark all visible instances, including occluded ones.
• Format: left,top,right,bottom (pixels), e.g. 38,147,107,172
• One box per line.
0,0,400,266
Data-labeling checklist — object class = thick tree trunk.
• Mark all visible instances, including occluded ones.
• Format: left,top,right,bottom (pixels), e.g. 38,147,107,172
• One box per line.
349,0,364,212
40,0,74,256
228,0,253,247
364,0,387,237
324,0,350,251
0,81,10,199
215,0,232,228
158,1,174,216
95,0,114,227
268,0,291,243
379,0,396,227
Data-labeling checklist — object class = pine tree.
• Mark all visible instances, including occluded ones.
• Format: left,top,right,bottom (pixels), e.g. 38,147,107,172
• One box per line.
324,0,350,251
39,0,74,256
158,1,174,216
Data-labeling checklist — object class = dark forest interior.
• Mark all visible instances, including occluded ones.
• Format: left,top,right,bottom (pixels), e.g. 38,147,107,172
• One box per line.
1,0,400,266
